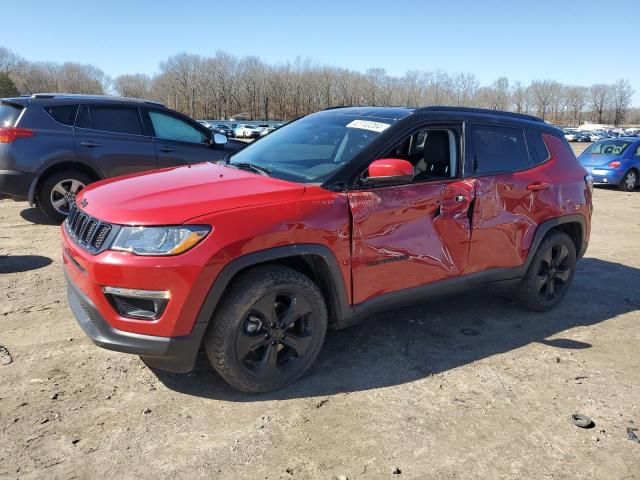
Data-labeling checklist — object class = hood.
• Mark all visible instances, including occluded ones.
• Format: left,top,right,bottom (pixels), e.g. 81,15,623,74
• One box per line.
578,153,621,167
77,162,306,225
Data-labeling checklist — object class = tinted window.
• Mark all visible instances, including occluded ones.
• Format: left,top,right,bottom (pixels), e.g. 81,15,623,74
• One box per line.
87,106,143,135
0,104,22,128
471,125,530,174
76,106,91,129
148,111,208,143
44,105,78,126
526,130,550,165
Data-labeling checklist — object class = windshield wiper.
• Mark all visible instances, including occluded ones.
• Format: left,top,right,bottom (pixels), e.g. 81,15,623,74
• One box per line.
229,162,272,176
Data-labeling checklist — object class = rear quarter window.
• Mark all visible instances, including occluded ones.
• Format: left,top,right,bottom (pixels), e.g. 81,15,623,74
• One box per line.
470,124,530,175
44,105,78,126
526,129,550,165
0,104,23,127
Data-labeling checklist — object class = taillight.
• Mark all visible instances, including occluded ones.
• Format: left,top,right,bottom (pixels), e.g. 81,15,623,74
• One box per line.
0,127,34,143
608,160,621,168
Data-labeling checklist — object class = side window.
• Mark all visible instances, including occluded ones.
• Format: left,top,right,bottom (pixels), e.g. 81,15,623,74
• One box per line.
526,129,550,165
148,111,208,144
88,106,143,135
44,105,78,126
635,145,640,157
470,125,530,175
382,127,458,182
76,106,91,129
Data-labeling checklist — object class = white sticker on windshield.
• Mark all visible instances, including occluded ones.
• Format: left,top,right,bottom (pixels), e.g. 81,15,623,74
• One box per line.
346,120,391,133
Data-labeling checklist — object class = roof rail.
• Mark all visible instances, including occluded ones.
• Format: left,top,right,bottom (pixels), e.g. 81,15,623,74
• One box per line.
417,106,544,123
321,105,353,111
30,93,165,107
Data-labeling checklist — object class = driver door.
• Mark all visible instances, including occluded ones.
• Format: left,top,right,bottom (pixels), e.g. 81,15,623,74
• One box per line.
143,109,225,166
348,124,474,305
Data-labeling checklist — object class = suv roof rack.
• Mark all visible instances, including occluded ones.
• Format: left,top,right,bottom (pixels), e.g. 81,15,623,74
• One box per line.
417,106,544,123
30,93,165,107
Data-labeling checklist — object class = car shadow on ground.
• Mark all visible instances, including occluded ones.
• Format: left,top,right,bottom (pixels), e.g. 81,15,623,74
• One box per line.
152,257,640,401
0,255,53,273
19,207,58,225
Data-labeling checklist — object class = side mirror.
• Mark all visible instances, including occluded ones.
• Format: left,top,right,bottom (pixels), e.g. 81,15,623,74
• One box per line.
365,158,414,185
213,133,228,146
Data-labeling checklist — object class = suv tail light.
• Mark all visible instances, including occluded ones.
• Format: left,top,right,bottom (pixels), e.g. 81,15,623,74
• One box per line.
0,127,34,143
608,160,621,168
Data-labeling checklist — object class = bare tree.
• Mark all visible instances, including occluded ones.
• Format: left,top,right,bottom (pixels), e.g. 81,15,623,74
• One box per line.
451,73,479,106
611,79,634,126
566,86,588,126
114,73,152,98
529,80,555,120
590,84,611,124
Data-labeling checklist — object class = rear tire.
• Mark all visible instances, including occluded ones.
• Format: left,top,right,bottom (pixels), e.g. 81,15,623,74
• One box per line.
37,170,92,223
205,265,328,393
514,232,577,312
619,169,637,192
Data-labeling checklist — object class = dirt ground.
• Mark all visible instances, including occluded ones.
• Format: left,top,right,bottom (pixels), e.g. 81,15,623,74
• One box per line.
1,144,639,479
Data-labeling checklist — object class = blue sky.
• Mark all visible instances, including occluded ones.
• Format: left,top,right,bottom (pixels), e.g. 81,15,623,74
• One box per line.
6,0,640,104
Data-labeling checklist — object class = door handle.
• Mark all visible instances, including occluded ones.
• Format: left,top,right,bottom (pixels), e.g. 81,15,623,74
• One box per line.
80,141,101,148
159,146,176,153
527,182,550,191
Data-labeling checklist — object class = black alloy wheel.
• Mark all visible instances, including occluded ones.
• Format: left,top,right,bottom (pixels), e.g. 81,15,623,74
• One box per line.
514,231,577,312
205,265,327,393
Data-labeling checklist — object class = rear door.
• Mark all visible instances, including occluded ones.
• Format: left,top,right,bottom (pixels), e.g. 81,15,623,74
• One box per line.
74,105,156,177
464,123,556,274
143,108,229,167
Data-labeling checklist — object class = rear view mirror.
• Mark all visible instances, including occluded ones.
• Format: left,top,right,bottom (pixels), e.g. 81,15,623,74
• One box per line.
365,158,414,184
213,133,228,145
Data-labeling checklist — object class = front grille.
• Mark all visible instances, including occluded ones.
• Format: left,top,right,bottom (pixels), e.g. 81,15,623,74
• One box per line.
65,202,114,253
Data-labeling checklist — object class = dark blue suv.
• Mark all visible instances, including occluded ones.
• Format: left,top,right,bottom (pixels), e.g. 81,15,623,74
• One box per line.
0,94,238,221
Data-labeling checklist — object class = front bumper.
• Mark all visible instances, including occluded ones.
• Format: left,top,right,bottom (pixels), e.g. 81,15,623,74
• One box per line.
66,271,207,372
0,169,34,199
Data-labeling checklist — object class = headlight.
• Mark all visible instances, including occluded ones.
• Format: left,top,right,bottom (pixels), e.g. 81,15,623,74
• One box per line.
111,225,210,256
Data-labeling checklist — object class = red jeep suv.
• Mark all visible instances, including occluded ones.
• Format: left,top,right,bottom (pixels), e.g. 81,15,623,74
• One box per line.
62,107,592,392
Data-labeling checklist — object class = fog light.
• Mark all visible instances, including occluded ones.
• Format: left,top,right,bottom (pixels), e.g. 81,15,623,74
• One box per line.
103,287,169,320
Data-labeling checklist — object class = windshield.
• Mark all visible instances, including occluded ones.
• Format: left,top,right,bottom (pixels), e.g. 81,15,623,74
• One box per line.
585,140,632,156
227,114,392,183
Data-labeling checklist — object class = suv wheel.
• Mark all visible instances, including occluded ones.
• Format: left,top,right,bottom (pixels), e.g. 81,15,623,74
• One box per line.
38,170,92,223
205,265,328,393
514,232,576,312
619,170,637,192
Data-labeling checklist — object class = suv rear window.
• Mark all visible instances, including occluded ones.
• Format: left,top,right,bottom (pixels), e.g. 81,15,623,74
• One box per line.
44,105,78,126
77,106,143,135
0,103,22,128
470,124,530,174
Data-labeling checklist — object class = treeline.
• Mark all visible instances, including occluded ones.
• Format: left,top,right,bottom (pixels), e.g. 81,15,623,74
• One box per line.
1,46,637,126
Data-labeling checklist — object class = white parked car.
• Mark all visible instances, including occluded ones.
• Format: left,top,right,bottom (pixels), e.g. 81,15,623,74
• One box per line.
234,124,261,139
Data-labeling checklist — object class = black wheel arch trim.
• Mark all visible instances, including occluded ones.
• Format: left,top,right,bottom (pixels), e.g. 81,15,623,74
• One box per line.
194,244,352,328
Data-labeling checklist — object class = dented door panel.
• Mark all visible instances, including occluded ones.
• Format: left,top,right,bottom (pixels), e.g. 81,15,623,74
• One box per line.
348,181,472,305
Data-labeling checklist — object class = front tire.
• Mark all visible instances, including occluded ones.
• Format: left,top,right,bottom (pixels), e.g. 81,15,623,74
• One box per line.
619,170,637,192
514,232,577,312
37,170,92,223
205,266,328,393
